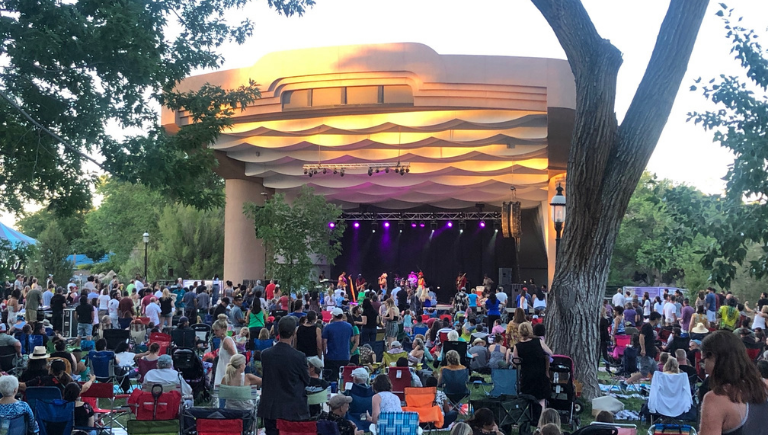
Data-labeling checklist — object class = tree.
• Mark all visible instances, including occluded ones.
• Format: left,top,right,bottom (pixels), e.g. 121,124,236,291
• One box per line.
244,186,345,292
0,240,35,281
17,209,86,246
685,6,768,288
534,0,709,399
29,221,72,286
0,0,314,214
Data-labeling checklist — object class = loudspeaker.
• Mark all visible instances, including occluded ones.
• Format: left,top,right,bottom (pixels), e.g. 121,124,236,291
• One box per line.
499,268,514,287
63,308,78,338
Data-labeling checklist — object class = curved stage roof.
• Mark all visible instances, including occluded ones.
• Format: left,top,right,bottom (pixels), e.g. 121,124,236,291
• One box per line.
163,43,575,211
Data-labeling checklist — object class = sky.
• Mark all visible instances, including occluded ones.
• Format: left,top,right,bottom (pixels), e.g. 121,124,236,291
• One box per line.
4,0,768,229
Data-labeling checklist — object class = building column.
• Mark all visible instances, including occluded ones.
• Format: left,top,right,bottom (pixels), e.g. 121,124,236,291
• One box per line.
224,178,269,285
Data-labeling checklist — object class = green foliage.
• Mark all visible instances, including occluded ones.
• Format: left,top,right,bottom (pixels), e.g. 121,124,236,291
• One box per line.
0,240,35,281
29,221,73,285
609,172,714,290
0,0,313,214
17,209,87,246
244,186,344,292
684,4,768,288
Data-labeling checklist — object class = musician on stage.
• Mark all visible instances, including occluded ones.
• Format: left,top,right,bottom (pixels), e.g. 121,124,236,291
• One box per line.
407,271,418,289
355,274,366,291
456,272,467,292
378,273,388,293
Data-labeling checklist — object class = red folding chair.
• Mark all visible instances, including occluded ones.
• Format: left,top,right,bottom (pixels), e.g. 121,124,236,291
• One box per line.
438,331,449,344
149,332,172,355
321,310,333,323
277,420,316,435
695,352,705,380
137,317,151,325
439,314,452,323
198,419,243,435
339,366,365,392
80,382,129,431
747,348,760,361
387,366,411,401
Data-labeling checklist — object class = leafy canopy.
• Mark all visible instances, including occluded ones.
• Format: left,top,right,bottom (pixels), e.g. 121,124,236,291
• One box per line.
0,0,313,214
244,187,344,292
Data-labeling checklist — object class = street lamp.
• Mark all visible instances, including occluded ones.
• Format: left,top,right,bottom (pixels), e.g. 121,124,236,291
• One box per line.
549,183,566,257
143,232,149,280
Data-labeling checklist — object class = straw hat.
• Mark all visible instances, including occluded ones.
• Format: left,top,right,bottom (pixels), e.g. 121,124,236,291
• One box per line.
691,323,709,334
29,346,50,360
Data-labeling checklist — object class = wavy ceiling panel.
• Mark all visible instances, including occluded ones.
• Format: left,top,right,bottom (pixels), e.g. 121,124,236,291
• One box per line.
262,173,548,190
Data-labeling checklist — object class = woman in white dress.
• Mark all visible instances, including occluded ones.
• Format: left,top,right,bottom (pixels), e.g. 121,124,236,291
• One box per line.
221,353,261,411
213,314,237,386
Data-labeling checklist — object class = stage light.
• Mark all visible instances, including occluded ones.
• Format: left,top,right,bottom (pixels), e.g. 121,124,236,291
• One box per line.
459,221,466,231
400,168,405,176
308,171,313,177
419,221,425,228
385,168,389,173
494,220,501,232
340,169,345,177
479,221,486,228
303,168,308,175
430,220,437,230
368,168,373,176
383,221,390,228
375,168,380,173
353,222,360,229
328,222,335,229
406,167,410,173
371,221,378,233
411,222,417,228
446,221,453,228
398,221,405,231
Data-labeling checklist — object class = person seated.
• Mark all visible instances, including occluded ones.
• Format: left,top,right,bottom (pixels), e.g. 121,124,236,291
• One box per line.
318,395,364,435
470,324,489,343
0,323,21,356
358,343,377,366
535,408,561,435
647,358,692,419
426,376,459,428
539,424,561,435
740,327,760,349
675,349,698,379
221,353,261,411
170,316,197,349
63,382,95,429
50,339,79,374
21,358,93,394
468,338,489,372
306,356,330,416
395,357,422,387
0,375,39,433
687,339,702,367
664,327,689,356
408,338,426,365
345,367,374,430
689,322,710,341
757,360,768,381
468,407,504,435
594,410,615,423
658,352,670,373
382,341,408,367
143,354,192,396
438,350,469,403
366,374,402,424
733,317,755,339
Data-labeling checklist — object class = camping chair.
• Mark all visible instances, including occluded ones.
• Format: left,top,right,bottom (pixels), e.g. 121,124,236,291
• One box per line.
611,335,631,360
13,332,29,354
570,424,619,435
191,323,212,354
25,386,63,416
126,420,180,435
137,358,158,384
149,332,172,355
307,387,331,417
490,367,519,397
402,386,444,429
321,310,333,323
103,329,131,351
346,383,375,430
439,367,470,409
746,347,761,361
646,423,697,435
253,338,274,352
498,394,541,435
130,322,147,345
646,372,695,426
80,381,129,432
0,345,20,375
181,406,255,435
317,420,340,435
382,350,408,367
29,334,44,349
387,366,412,401
412,325,428,339
589,422,637,435
441,341,469,368
339,365,365,392
47,357,72,375
127,384,182,420
88,350,120,383
217,384,255,410
276,420,317,435
1,414,29,435
369,412,423,435
35,399,74,435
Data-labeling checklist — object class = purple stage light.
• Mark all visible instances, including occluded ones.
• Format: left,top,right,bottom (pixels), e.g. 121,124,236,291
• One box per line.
479,221,486,228
328,222,335,229
446,221,453,228
383,221,390,228
411,222,417,228
353,222,360,229
419,222,426,228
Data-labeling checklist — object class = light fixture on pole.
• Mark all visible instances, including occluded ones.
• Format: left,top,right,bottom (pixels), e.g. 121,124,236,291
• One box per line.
549,183,566,257
142,232,149,280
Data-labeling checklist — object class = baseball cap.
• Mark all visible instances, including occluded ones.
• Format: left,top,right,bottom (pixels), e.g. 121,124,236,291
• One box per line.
307,356,324,369
329,395,353,409
331,307,343,317
178,316,189,324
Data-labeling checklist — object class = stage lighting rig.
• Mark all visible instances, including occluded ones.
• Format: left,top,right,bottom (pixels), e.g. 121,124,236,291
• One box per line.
371,221,378,233
430,220,437,230
303,163,410,177
398,221,405,232
459,220,466,232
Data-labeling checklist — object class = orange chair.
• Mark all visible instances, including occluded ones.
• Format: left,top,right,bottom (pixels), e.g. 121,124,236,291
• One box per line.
402,386,444,429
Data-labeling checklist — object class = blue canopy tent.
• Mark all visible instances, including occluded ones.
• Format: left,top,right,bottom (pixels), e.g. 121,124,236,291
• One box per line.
66,253,111,268
0,222,37,246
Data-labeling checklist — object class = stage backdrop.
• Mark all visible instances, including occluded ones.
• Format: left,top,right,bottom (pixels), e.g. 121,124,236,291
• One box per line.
331,222,517,303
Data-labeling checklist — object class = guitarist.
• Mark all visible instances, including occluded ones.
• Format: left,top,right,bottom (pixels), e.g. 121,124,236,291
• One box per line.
456,272,467,292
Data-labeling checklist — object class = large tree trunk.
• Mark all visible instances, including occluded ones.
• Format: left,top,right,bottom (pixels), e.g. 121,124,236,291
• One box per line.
534,0,709,399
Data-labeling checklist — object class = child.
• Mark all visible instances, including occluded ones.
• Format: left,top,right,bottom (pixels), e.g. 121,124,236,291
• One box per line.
491,318,505,336
658,352,669,372
235,327,249,353
403,309,413,335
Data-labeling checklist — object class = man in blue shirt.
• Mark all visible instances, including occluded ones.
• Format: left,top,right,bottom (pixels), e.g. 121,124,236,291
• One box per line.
705,287,717,323
322,307,353,383
467,291,478,314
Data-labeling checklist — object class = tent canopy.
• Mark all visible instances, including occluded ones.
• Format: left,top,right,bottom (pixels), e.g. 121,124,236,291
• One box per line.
0,222,37,246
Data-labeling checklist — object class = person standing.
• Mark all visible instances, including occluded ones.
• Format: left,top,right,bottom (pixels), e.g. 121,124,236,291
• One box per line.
622,312,661,388
229,295,246,328
705,287,718,324
182,287,197,322
107,291,120,329
50,287,67,333
663,295,677,326
25,284,43,324
42,285,54,308
265,279,276,301
76,295,94,341
258,316,310,435
211,274,220,306
680,298,695,334
246,298,266,350
118,291,135,329
323,307,354,382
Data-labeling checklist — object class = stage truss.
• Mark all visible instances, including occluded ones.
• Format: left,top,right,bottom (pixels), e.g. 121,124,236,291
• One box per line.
339,212,501,221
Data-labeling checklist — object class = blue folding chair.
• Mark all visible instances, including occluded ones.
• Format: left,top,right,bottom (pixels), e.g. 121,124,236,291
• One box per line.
88,350,119,383
29,334,44,349
490,367,519,397
1,414,30,435
371,412,421,435
412,326,428,339
211,336,221,352
35,398,73,435
440,367,470,406
13,332,29,354
25,386,63,416
252,338,274,352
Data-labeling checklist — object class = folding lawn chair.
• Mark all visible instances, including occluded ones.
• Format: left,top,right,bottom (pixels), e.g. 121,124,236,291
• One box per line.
252,338,274,351
88,350,124,384
35,399,74,435
387,366,411,402
646,423,697,435
0,345,20,375
498,394,540,435
402,386,444,429
1,414,29,435
490,367,519,397
47,357,72,375
307,387,331,417
80,381,129,432
137,358,158,384
126,420,180,435
589,422,637,435
127,384,182,420
29,334,44,349
570,424,618,435
149,332,172,355
369,412,422,435
130,322,147,345
412,326,428,339
440,367,469,410
276,420,316,435
181,406,255,435
102,329,130,351
339,365,365,392
441,341,469,368
321,310,333,323
217,384,256,411
25,386,63,417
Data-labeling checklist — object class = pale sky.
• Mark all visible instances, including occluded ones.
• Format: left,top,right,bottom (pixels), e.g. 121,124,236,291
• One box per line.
5,0,767,229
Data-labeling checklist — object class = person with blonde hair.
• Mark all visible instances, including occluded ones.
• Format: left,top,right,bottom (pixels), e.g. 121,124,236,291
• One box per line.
536,408,561,432
449,421,472,435
663,357,680,374
213,314,236,386
221,353,261,410
159,288,174,328
513,322,552,409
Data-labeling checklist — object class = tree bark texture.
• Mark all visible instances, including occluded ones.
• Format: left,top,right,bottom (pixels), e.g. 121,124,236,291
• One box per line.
533,0,709,399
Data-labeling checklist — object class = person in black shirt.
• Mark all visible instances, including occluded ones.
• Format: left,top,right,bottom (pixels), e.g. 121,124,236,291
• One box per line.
213,297,229,318
50,287,67,333
75,297,94,340
758,292,768,311
623,312,661,387
50,339,78,373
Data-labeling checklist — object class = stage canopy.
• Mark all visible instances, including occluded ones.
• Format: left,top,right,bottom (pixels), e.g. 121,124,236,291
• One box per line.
0,222,37,246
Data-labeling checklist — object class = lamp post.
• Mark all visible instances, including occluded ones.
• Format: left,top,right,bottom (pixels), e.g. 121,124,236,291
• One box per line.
549,183,566,258
143,232,149,281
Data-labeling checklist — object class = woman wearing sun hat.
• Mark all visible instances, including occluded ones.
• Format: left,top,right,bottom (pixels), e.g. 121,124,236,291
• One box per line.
19,345,51,382
690,322,710,341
